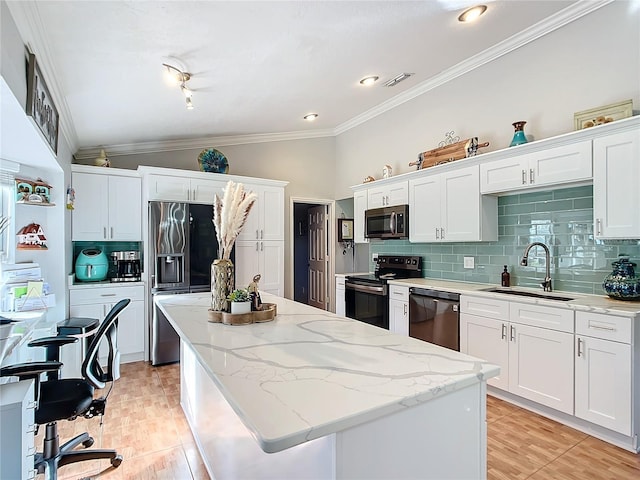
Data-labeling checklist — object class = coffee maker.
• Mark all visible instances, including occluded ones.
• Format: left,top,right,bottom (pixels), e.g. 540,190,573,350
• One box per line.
110,251,142,282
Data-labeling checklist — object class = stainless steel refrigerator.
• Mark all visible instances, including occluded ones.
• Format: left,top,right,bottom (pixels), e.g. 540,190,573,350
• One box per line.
149,202,224,365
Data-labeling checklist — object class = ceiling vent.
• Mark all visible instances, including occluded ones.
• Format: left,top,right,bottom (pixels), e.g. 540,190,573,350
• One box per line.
383,73,413,87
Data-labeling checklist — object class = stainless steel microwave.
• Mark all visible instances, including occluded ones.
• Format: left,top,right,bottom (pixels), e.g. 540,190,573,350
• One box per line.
365,205,409,239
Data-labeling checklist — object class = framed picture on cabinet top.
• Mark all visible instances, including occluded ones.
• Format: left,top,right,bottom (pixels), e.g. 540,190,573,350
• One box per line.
26,52,59,154
573,99,633,130
338,219,354,242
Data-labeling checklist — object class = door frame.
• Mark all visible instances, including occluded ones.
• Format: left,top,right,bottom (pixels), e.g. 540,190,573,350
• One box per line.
289,197,336,312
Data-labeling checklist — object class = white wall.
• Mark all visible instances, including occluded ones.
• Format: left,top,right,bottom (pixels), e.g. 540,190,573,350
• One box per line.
334,1,640,199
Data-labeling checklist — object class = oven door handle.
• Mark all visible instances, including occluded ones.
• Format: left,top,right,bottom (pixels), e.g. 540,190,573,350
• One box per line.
346,283,387,295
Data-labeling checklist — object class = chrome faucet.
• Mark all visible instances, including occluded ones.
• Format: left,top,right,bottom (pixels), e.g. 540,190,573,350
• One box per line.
520,242,552,292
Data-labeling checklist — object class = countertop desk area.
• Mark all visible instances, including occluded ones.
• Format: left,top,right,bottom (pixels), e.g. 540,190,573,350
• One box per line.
156,292,499,480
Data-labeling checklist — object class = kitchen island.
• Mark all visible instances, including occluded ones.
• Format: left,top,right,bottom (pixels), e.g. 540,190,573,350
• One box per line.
156,292,499,479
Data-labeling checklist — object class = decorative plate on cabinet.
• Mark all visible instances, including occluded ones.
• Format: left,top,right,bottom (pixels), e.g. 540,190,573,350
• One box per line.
198,148,229,174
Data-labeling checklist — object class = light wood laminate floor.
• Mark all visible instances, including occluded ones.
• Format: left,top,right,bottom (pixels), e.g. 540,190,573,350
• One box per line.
36,361,639,479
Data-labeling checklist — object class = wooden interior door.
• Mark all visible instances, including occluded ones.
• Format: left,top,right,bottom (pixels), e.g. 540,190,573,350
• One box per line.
308,205,327,310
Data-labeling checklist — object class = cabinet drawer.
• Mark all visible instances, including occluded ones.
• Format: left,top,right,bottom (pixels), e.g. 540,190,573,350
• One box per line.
70,285,145,305
335,276,345,288
576,311,632,344
461,295,509,319
389,285,409,302
509,302,574,333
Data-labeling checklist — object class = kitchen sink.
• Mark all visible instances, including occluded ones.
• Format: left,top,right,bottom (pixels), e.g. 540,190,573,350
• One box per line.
483,288,575,302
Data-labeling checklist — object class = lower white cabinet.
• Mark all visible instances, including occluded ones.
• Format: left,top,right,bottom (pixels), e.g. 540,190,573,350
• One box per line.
388,285,409,335
235,241,284,296
335,276,345,317
575,311,632,435
0,380,36,480
460,296,574,414
68,284,145,374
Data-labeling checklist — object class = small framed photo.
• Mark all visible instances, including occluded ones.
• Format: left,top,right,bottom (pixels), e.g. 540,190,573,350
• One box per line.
338,219,354,242
574,99,633,130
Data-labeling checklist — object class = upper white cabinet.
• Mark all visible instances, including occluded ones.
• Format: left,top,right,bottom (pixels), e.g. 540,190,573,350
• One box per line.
593,128,640,239
480,141,592,194
147,174,226,203
236,185,285,242
409,165,497,243
353,189,368,244
71,166,142,241
367,181,408,208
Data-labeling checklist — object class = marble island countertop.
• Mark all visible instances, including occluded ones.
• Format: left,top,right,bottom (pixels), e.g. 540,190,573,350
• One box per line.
387,278,640,317
156,292,499,453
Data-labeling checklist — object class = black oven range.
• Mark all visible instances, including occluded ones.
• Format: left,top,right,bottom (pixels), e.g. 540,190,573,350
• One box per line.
345,255,422,329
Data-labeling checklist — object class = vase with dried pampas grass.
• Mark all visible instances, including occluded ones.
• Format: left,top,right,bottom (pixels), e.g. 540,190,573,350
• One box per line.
210,181,257,312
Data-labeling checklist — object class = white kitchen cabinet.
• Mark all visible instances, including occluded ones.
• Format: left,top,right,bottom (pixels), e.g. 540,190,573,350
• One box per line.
480,140,592,194
0,380,36,480
147,174,226,203
575,311,632,435
335,276,345,317
388,285,409,336
367,181,408,208
353,189,368,244
71,169,142,241
460,295,574,414
237,185,285,242
409,165,497,243
593,128,640,239
68,284,145,372
235,241,284,297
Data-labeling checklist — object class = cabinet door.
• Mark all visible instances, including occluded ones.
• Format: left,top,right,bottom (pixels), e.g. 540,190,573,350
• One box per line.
367,186,387,209
260,186,285,241
71,173,109,240
260,241,284,296
387,181,409,206
460,313,509,390
353,190,368,244
480,156,529,194
441,166,480,242
67,302,108,377
593,129,640,238
408,175,440,242
108,176,142,241
192,178,226,204
235,241,260,293
335,285,345,317
575,335,631,435
508,323,574,414
116,299,145,359
389,299,408,336
148,175,191,201
530,140,592,187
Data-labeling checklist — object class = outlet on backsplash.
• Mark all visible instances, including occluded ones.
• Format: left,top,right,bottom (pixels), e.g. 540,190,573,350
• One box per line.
463,257,475,269
372,253,378,262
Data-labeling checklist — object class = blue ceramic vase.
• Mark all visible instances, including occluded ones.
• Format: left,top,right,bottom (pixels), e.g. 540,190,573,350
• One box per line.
602,256,640,300
509,121,528,147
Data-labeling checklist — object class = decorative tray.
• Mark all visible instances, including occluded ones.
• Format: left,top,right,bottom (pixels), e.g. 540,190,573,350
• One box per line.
207,303,277,325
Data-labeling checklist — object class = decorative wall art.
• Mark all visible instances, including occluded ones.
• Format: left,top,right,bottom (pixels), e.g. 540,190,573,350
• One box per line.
16,177,54,204
574,99,633,130
26,53,59,154
338,219,354,242
198,148,229,173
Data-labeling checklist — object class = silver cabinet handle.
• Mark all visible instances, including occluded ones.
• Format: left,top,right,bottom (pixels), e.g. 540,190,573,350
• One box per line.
435,227,439,239
440,227,445,239
522,170,527,185
577,337,583,357
530,168,535,184
100,293,117,297
260,242,263,251
510,325,515,342
103,227,107,239
260,229,263,239
403,304,407,315
501,323,507,340
110,227,114,239
596,218,602,235
256,229,259,239
256,242,259,251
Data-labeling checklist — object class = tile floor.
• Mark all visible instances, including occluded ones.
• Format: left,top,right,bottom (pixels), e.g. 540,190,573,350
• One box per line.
35,361,639,480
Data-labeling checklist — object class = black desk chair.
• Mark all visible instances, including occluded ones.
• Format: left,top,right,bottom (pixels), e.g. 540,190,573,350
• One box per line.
0,298,130,480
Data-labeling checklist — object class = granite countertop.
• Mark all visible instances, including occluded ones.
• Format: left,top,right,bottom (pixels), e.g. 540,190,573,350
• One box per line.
387,278,640,317
155,292,499,453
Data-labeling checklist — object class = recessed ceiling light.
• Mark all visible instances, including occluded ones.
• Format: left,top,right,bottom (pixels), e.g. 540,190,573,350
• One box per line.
458,5,487,23
359,76,379,86
304,113,318,121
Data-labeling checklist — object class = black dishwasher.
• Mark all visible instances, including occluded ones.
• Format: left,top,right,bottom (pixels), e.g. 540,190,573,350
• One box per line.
408,288,460,351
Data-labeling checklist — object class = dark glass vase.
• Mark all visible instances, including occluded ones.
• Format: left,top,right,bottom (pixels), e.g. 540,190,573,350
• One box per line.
602,256,640,300
509,121,528,147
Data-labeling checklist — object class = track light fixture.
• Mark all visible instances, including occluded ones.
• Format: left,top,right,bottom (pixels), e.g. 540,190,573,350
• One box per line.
163,63,194,109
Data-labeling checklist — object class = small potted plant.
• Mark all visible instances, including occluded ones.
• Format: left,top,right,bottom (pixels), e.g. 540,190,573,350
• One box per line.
228,288,251,314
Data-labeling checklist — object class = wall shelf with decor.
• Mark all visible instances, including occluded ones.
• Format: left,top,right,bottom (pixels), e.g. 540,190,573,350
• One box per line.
16,201,56,207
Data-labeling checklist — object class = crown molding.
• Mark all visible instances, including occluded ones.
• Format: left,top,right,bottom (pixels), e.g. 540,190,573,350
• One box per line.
334,0,614,135
6,1,79,155
73,128,336,160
